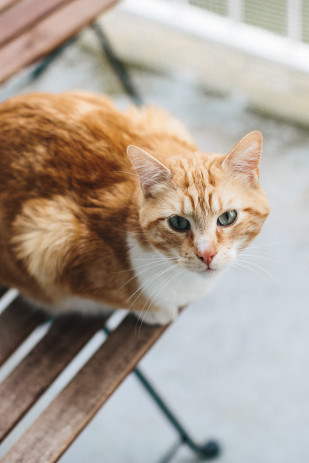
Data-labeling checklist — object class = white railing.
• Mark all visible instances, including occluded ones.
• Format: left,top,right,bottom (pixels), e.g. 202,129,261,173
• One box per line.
228,0,243,23
188,0,305,42
120,0,309,73
287,0,302,41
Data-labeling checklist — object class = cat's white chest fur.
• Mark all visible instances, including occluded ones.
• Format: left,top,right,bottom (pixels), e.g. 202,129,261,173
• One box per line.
127,236,216,324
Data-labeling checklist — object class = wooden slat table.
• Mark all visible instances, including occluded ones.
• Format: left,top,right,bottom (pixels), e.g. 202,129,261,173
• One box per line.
0,0,119,85
0,297,48,367
0,291,166,462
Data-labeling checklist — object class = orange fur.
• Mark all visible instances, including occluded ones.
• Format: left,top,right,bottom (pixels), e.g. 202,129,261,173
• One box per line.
0,91,269,323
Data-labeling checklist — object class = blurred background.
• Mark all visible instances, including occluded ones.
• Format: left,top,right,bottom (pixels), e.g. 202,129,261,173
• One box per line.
0,0,309,462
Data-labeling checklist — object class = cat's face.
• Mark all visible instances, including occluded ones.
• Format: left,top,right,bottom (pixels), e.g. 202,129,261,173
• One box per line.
128,131,269,277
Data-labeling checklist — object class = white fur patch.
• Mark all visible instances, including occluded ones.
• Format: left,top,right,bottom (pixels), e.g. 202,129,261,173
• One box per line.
127,236,217,315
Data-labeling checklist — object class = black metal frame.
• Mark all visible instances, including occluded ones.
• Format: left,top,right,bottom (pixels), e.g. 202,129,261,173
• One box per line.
31,22,221,461
134,368,220,460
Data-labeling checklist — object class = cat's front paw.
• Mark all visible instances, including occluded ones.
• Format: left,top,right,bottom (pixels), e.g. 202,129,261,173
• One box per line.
134,306,178,326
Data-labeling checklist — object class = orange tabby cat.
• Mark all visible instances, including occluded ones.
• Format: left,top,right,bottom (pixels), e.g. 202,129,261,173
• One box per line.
0,91,269,324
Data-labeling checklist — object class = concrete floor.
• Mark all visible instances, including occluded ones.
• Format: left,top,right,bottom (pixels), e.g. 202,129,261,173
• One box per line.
0,9,309,463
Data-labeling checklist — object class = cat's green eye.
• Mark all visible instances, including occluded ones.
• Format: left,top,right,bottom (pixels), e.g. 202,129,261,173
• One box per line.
217,210,237,227
168,216,191,231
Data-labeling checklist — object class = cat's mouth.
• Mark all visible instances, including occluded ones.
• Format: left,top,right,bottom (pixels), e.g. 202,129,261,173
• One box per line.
181,262,219,273
198,264,222,277
199,267,218,274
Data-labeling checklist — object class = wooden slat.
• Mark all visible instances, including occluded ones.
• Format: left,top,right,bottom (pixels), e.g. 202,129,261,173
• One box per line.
0,298,48,366
0,0,21,14
0,0,119,84
2,315,167,463
0,286,8,297
0,313,107,442
0,0,74,46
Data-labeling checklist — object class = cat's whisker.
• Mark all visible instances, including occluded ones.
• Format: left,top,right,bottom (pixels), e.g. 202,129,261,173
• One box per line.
116,264,163,291
137,269,180,334
137,276,177,335
128,265,176,313
140,270,177,322
117,259,178,289
147,268,186,323
116,257,179,269
114,256,179,275
240,252,276,263
114,262,176,277
129,264,178,309
233,257,277,283
135,257,178,266
127,256,177,262
248,236,288,249
232,260,266,281
236,255,275,274
239,263,274,281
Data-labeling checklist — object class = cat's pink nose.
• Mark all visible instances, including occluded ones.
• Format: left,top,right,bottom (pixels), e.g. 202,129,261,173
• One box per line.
196,249,217,265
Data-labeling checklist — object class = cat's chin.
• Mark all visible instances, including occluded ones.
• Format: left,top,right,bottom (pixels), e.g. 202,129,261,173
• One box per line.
198,268,221,278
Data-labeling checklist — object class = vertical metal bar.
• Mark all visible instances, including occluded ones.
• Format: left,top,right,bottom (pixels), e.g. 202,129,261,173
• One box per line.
103,327,220,459
228,0,243,22
133,368,191,442
158,440,183,463
287,0,302,41
31,37,78,79
133,368,220,459
91,22,143,107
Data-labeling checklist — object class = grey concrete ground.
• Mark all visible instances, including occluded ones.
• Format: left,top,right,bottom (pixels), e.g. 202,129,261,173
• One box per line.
0,8,309,463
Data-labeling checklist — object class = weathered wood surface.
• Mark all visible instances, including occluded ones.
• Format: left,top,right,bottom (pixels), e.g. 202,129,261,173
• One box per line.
0,0,21,14
0,0,119,84
0,286,7,297
2,315,166,463
0,0,74,46
0,298,48,367
0,313,108,442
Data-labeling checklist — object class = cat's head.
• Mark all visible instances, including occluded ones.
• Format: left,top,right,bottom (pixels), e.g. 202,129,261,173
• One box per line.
127,131,269,277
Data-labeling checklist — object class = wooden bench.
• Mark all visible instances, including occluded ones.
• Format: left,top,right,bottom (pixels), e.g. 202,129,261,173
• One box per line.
0,0,119,85
0,1,220,460
0,289,170,462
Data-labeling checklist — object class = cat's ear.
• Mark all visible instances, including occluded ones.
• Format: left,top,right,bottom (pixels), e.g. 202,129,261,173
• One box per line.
127,145,171,193
223,131,262,185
